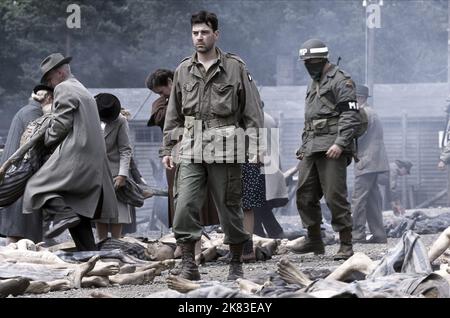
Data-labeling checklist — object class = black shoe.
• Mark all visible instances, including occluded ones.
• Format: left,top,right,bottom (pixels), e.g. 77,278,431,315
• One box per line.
44,216,81,239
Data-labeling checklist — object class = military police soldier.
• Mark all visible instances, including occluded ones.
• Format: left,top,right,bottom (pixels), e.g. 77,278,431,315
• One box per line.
160,11,264,280
294,39,361,260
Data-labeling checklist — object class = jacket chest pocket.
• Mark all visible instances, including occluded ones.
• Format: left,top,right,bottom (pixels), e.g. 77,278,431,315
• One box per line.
211,83,235,117
317,88,337,115
182,82,199,115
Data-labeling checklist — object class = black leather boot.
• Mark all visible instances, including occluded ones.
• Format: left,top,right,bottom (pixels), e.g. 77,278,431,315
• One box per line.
227,243,244,280
170,241,200,281
290,225,325,255
334,228,354,261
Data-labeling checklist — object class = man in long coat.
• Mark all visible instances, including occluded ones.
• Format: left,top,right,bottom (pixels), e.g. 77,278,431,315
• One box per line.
23,53,117,251
351,85,389,244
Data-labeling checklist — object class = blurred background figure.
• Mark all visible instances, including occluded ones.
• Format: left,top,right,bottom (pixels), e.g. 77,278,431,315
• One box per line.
351,85,389,244
379,159,413,216
94,93,133,240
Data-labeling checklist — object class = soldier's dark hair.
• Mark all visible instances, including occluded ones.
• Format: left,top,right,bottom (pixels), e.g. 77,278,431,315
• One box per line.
145,69,174,91
191,11,218,32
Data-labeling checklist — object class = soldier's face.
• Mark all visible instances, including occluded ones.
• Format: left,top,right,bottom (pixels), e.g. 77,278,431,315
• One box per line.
192,23,218,53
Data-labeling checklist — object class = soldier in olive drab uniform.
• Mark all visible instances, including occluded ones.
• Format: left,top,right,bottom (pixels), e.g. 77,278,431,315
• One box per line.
160,11,263,281
294,39,361,260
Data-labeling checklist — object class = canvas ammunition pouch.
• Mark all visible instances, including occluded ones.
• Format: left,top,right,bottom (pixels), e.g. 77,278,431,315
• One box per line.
305,117,339,135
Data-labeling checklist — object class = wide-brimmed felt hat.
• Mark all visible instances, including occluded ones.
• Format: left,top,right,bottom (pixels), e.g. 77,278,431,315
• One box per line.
33,84,54,94
40,53,72,84
95,93,121,122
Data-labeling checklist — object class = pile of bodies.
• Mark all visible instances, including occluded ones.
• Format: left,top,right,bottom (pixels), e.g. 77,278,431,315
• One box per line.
1,226,449,298
153,230,450,298
0,238,175,297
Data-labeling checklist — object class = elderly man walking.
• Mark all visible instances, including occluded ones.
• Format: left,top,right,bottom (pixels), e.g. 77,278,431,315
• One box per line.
23,53,117,251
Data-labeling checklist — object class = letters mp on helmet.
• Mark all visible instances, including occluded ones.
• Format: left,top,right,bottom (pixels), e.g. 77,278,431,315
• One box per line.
299,39,329,61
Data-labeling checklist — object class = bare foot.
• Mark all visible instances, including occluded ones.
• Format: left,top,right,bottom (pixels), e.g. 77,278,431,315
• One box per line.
16,239,37,251
135,259,175,276
237,278,263,294
82,276,110,288
119,264,137,274
276,258,312,287
326,252,375,281
286,237,306,250
72,255,100,289
90,291,118,298
87,261,120,277
25,281,51,294
109,268,155,285
47,279,72,291
166,275,201,293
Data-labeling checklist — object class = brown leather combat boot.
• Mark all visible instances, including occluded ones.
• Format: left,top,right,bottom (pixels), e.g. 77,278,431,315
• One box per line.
290,225,325,255
333,228,354,261
227,243,244,280
170,241,200,281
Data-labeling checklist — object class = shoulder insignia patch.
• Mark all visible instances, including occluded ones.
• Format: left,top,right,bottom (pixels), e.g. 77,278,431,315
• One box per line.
247,72,253,82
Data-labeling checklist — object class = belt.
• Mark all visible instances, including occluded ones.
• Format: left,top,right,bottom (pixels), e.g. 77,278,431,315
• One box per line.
201,117,236,129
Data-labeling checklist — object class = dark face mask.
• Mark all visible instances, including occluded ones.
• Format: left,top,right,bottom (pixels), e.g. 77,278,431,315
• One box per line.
304,60,327,81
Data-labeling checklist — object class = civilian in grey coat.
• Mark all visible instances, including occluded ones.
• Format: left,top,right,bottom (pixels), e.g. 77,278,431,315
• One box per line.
0,86,53,244
23,54,117,251
94,93,132,240
351,85,389,244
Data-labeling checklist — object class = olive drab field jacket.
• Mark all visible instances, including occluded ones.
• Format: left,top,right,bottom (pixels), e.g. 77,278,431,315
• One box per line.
160,48,264,163
297,64,362,158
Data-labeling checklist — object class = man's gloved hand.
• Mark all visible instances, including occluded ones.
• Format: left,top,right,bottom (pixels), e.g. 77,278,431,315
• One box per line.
438,160,446,170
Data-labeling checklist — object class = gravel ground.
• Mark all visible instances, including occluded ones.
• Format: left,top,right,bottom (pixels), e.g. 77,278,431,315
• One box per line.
15,233,442,298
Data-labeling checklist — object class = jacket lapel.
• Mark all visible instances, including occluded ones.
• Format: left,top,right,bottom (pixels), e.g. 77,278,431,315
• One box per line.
104,121,116,137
